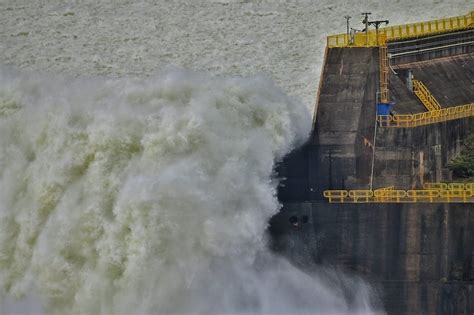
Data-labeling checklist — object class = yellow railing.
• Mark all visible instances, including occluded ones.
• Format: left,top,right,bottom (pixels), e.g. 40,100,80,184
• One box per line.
324,183,474,203
439,189,472,202
349,190,373,202
379,45,389,103
374,186,395,192
327,32,387,48
323,190,348,203
423,183,448,190
374,186,395,202
378,103,474,127
413,80,441,111
382,11,474,42
448,182,466,191
327,11,474,48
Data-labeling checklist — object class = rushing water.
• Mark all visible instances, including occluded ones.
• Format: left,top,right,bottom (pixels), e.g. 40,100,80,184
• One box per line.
0,1,471,314
0,68,381,314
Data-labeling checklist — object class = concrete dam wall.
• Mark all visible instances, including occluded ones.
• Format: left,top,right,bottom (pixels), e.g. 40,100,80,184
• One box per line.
271,202,473,315
272,28,474,315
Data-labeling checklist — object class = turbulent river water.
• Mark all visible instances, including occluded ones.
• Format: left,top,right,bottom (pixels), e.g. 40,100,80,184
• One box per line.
3,1,466,313
0,69,381,314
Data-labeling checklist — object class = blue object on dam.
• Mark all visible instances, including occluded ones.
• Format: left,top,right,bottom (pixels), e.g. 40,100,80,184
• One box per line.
377,103,392,116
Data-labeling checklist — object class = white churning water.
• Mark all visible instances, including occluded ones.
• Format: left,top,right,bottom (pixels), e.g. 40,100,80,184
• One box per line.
0,69,380,314
2,1,466,314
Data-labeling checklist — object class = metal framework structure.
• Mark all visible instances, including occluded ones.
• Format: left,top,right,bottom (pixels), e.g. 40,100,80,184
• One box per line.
378,103,474,127
323,183,474,203
327,11,474,48
412,79,441,111
379,45,389,103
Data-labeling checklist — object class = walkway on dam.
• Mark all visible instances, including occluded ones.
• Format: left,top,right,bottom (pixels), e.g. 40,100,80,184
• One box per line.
324,183,474,203
325,12,474,129
378,52,474,127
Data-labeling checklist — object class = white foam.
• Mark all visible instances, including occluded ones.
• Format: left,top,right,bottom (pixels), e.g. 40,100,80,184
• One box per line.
0,69,381,314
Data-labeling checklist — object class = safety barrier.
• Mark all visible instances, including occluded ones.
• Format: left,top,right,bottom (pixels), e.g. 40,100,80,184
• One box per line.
448,183,465,191
413,80,441,112
327,11,474,48
323,190,348,203
379,45,389,103
406,189,439,202
327,32,387,48
349,190,374,203
377,103,474,127
423,183,448,190
323,183,474,203
425,182,473,191
374,186,395,193
439,190,472,202
374,187,405,202
381,11,474,42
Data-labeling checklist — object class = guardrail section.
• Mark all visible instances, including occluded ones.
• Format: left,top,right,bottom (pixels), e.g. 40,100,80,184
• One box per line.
327,11,474,48
377,103,474,127
323,183,474,203
413,80,442,112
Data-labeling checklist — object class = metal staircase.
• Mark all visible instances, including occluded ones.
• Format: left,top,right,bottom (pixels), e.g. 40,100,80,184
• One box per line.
413,79,441,112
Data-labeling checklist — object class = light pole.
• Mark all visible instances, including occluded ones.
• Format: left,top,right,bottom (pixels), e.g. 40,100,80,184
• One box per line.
361,12,371,45
368,19,389,45
344,15,351,45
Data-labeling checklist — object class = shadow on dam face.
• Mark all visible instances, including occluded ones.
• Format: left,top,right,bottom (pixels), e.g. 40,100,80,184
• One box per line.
266,205,386,313
268,201,474,315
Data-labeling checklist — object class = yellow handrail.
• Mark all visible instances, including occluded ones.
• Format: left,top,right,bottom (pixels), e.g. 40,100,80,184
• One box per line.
374,186,395,192
327,11,474,48
323,183,474,203
413,80,441,111
373,186,395,201
448,183,465,190
423,183,448,190
407,189,439,202
349,190,374,202
378,103,474,128
323,190,348,203
379,45,389,103
439,189,472,202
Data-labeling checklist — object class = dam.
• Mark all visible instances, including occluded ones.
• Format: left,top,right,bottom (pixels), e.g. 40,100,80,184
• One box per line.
271,11,474,314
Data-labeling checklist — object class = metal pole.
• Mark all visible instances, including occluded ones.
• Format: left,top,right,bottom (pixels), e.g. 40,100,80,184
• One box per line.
375,24,379,45
370,93,380,191
344,15,351,45
369,20,389,46
362,12,371,45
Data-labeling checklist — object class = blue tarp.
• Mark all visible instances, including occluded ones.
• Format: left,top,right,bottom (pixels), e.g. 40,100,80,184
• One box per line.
377,103,392,115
